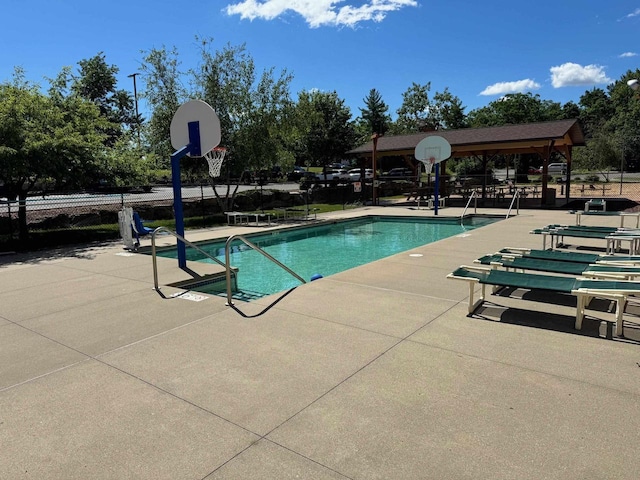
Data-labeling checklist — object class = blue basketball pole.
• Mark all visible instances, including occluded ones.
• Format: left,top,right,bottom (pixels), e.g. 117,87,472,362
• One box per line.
171,121,201,268
434,163,440,215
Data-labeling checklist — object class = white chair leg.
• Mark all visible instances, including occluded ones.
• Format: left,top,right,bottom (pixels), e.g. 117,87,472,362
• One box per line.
616,298,625,336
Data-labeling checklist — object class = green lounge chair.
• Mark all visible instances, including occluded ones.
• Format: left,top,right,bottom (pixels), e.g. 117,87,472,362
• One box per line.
498,247,640,264
571,211,640,228
447,265,640,336
530,226,640,252
476,253,640,279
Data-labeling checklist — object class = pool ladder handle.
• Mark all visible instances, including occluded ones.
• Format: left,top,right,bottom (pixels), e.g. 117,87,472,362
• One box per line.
224,234,307,306
151,227,228,296
150,228,307,307
459,189,519,225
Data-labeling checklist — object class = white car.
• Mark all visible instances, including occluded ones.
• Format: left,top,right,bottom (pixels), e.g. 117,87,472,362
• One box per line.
348,168,374,181
316,169,351,181
544,163,567,174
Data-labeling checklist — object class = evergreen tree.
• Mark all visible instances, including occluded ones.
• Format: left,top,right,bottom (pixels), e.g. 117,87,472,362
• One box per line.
359,88,390,136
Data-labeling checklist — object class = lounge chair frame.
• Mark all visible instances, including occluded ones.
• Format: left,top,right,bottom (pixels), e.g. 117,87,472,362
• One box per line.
448,265,633,336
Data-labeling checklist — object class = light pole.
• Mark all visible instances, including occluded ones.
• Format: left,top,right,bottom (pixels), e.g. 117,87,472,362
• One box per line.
128,73,141,148
371,133,380,205
623,79,640,193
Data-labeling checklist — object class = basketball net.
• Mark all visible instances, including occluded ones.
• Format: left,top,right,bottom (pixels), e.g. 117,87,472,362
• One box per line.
204,147,227,178
419,157,436,176
418,147,440,176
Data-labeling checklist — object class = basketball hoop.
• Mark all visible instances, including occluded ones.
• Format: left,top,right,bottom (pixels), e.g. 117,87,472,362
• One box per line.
204,147,227,178
422,157,436,175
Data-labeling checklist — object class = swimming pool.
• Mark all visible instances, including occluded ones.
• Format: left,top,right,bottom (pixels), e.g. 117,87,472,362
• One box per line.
156,215,499,299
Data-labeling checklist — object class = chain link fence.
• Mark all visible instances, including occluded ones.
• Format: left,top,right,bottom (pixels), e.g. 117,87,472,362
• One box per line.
2,176,640,247
0,183,228,243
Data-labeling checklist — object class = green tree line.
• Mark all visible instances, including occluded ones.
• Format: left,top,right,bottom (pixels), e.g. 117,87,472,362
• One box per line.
1,37,639,241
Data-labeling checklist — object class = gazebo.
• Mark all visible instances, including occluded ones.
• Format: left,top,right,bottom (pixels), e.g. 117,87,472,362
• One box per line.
347,119,586,206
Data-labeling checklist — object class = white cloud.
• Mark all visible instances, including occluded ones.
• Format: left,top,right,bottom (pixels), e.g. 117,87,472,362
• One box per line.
224,0,419,28
479,79,541,96
626,8,640,18
549,62,612,88
619,52,638,58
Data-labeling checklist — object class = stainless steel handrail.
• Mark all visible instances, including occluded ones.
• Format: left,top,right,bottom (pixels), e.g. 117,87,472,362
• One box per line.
151,227,227,292
225,234,306,306
506,190,520,218
460,189,478,223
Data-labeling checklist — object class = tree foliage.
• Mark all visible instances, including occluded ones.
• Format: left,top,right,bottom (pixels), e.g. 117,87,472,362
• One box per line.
70,53,136,147
0,70,107,241
393,83,467,133
358,88,391,137
139,46,186,162
292,90,357,167
467,92,565,127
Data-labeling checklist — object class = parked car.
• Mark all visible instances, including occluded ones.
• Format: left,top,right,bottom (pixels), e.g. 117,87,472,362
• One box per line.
545,163,567,174
384,168,414,178
528,166,541,174
287,165,306,181
316,169,351,181
329,162,349,169
348,168,374,181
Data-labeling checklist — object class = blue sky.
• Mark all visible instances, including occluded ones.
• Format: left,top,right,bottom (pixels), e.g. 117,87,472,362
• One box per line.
2,0,639,121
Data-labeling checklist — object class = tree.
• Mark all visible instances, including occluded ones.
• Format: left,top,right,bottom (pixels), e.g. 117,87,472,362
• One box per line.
70,53,136,147
0,71,106,243
394,82,434,133
358,88,390,137
393,83,468,133
192,38,294,210
578,88,614,138
467,92,564,127
292,90,357,167
432,88,468,129
140,46,186,162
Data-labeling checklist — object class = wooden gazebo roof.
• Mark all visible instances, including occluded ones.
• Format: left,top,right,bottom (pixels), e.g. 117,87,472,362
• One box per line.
348,119,585,159
348,119,586,205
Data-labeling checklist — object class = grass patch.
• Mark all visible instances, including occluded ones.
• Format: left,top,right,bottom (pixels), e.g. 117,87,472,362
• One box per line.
0,203,360,253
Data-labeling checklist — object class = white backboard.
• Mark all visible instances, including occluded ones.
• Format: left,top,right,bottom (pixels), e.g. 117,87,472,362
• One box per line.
170,100,221,156
415,135,452,164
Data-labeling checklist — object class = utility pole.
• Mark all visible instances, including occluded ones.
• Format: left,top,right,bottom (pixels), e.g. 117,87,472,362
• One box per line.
128,73,141,149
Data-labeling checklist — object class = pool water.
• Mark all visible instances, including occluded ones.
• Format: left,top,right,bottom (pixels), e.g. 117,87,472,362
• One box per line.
157,215,499,299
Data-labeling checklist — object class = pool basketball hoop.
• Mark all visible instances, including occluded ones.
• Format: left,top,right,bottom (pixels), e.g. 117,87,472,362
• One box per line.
204,146,227,178
424,155,437,175
169,100,222,268
414,135,452,215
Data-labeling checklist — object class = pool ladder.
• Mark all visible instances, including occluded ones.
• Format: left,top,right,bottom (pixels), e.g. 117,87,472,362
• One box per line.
151,229,306,308
460,189,520,224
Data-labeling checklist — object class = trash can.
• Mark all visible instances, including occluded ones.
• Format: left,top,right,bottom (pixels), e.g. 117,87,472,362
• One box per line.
545,187,556,205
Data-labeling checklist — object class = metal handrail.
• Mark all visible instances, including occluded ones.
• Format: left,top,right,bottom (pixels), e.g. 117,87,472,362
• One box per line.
151,227,226,292
460,189,478,223
224,234,306,306
506,190,520,218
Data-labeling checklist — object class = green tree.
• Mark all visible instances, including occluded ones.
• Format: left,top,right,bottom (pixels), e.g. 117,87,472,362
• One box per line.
140,46,186,162
432,88,468,129
71,53,136,147
394,83,468,133
292,90,357,167
394,82,434,133
467,92,564,127
192,39,294,210
358,88,390,137
578,88,614,138
0,71,106,243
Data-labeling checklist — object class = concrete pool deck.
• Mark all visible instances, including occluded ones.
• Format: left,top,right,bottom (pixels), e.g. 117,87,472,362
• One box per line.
1,205,640,479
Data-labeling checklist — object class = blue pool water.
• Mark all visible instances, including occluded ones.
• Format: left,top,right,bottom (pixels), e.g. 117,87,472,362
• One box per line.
157,215,499,299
